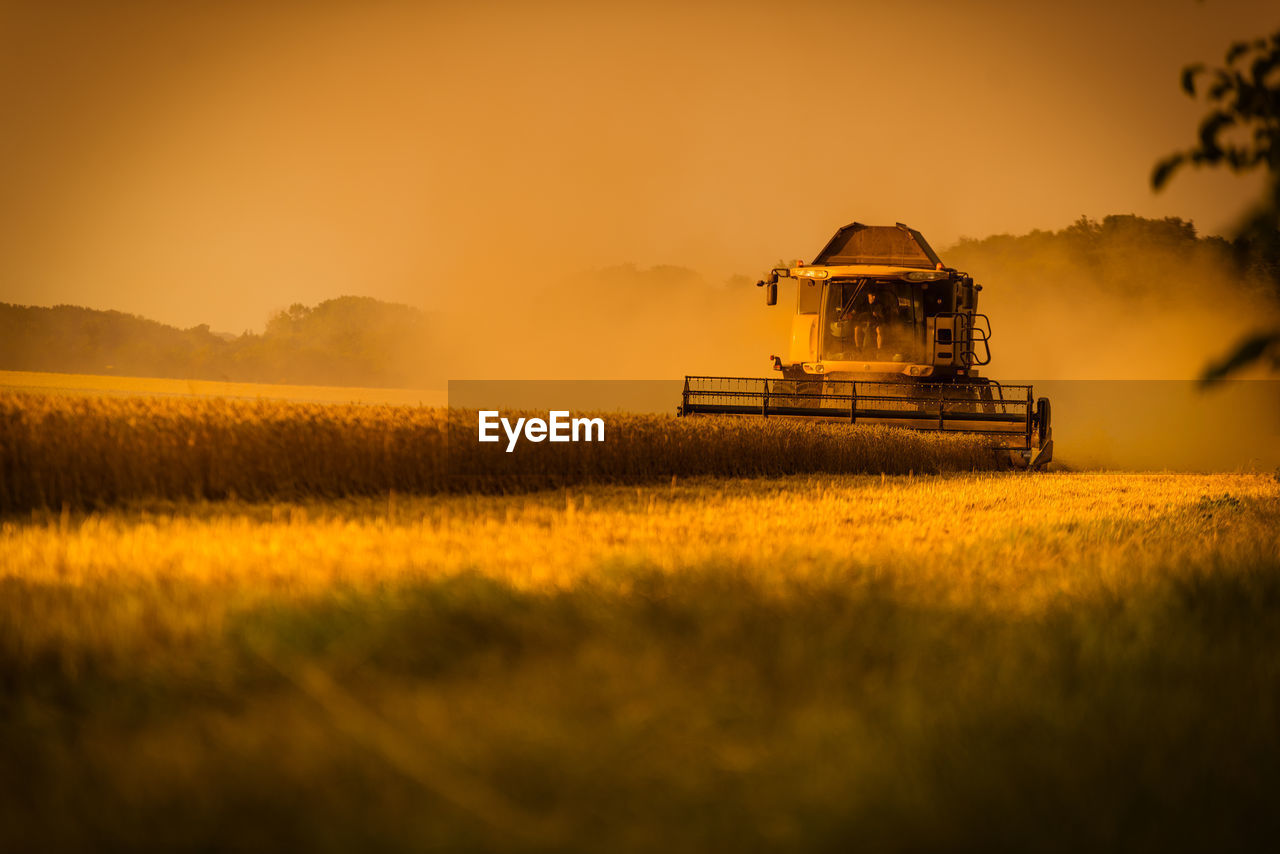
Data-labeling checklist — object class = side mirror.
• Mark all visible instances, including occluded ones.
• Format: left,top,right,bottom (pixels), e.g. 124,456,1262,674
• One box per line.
766,282,778,306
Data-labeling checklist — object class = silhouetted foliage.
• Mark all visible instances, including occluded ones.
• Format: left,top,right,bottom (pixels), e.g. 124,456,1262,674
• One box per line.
0,297,443,388
1153,30,1280,382
1153,31,1280,200
1201,330,1280,384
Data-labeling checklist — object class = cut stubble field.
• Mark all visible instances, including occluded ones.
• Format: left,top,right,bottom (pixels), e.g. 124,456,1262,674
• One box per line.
4,469,1280,852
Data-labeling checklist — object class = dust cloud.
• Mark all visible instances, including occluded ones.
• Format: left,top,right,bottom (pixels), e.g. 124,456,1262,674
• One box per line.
947,221,1279,382
944,217,1280,471
1033,379,1279,473
435,264,791,382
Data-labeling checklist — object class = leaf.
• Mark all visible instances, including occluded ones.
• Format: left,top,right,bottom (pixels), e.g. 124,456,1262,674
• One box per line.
1151,154,1185,190
1207,70,1237,101
1196,111,1234,159
1226,41,1251,65
1181,63,1205,96
1199,330,1280,385
1249,52,1280,91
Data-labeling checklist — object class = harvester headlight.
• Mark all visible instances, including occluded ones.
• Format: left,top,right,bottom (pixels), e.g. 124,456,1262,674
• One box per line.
800,269,829,279
904,271,946,282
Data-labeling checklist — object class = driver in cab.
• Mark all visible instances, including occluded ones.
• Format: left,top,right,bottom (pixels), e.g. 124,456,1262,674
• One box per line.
842,290,888,355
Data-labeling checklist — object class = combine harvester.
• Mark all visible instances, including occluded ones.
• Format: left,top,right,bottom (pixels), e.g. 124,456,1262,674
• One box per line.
678,222,1053,468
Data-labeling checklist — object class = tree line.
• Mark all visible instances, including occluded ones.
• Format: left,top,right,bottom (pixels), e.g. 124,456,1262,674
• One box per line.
0,296,443,388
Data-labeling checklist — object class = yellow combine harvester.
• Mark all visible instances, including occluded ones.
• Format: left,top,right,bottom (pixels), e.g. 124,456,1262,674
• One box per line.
679,222,1054,468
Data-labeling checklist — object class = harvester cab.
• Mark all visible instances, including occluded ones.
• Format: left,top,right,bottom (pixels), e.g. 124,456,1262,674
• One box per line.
680,222,1054,469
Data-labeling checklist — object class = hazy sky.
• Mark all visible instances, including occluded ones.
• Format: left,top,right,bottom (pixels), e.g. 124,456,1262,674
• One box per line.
0,0,1274,332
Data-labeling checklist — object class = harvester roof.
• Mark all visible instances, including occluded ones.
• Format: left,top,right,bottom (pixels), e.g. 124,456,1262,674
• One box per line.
791,264,950,281
812,223,943,269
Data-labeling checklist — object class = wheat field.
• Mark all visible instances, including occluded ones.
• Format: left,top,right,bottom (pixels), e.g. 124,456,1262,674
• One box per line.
3,471,1280,851
4,377,1279,850
0,390,1002,512
0,368,450,406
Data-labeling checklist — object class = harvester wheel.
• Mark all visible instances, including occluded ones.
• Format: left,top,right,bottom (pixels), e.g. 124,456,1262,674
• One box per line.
1035,397,1052,447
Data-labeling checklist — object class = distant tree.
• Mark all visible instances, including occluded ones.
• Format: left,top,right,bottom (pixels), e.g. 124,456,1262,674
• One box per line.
0,297,441,387
1153,30,1280,382
265,303,313,337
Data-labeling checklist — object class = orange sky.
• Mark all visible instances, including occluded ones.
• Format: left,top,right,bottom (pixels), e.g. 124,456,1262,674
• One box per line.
0,0,1274,332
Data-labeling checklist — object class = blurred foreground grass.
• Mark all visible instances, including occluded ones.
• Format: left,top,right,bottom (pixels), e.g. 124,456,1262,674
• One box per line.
3,472,1280,851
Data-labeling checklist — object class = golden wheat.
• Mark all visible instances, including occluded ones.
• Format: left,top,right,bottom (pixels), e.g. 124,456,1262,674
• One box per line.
5,472,1275,674
0,392,1002,512
0,368,449,406
3,473,1279,851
